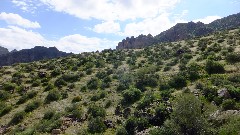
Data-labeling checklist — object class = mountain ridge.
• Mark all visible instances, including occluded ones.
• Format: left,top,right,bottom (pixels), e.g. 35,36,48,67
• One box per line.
117,12,240,49
0,46,71,66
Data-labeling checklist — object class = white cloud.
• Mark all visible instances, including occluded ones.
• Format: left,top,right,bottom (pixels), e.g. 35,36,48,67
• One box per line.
11,0,40,13
0,12,41,29
56,34,117,53
193,16,222,24
40,0,181,21
93,21,120,34
122,12,187,37
0,26,50,51
0,26,117,53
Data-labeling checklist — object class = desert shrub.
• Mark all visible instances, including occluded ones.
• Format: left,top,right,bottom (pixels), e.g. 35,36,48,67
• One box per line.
61,73,80,83
36,113,61,133
221,99,236,110
218,116,240,135
54,78,67,88
226,52,240,63
3,83,16,91
205,60,225,74
44,83,54,91
45,90,61,104
87,78,99,90
87,105,106,118
88,117,106,134
25,100,41,113
72,96,82,103
43,110,55,120
116,126,128,135
86,68,93,75
136,117,150,131
125,117,137,135
168,74,187,89
122,87,142,104
0,103,12,117
0,90,11,101
201,86,218,102
150,104,170,126
17,91,37,105
96,71,108,79
105,100,112,108
66,103,83,119
186,62,201,81
51,68,61,77
137,92,155,110
32,80,41,87
9,111,26,125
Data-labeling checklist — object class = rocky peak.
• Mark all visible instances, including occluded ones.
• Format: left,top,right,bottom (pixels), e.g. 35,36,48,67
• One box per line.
0,46,9,56
116,34,157,49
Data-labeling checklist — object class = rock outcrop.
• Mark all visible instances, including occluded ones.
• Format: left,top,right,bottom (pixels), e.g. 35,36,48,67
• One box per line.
0,46,71,66
116,34,157,49
0,46,9,56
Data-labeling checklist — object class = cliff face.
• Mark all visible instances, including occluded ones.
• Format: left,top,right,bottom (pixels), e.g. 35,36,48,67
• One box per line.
0,46,9,56
116,12,240,49
117,34,156,49
0,46,71,66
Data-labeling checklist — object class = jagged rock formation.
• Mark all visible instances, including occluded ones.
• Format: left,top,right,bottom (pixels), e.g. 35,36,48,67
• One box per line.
116,12,240,49
0,46,71,66
116,34,157,49
0,46,9,56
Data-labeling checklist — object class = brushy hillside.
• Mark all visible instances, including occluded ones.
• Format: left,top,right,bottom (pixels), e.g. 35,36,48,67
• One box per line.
0,28,240,135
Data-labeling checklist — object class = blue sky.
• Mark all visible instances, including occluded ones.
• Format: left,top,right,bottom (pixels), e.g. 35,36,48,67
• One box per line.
0,0,239,53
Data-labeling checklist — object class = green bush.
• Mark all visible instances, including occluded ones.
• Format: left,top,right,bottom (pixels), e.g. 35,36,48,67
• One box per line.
25,100,41,113
3,83,16,91
87,105,106,118
45,90,61,104
66,103,83,119
9,111,26,125
43,110,55,120
205,60,225,74
0,104,12,117
87,78,99,90
221,99,236,110
122,87,142,104
125,117,137,135
54,78,67,88
88,117,106,134
116,126,128,135
218,116,240,135
72,96,82,103
226,52,240,63
169,74,187,89
51,68,61,77
32,80,41,87
0,90,11,101
61,73,80,83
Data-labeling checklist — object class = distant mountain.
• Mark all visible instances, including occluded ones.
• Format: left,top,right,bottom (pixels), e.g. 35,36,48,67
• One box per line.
0,46,71,66
0,46,9,56
116,12,240,49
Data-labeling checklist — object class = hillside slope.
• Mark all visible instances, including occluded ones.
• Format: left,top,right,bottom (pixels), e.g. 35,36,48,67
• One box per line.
0,28,240,134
